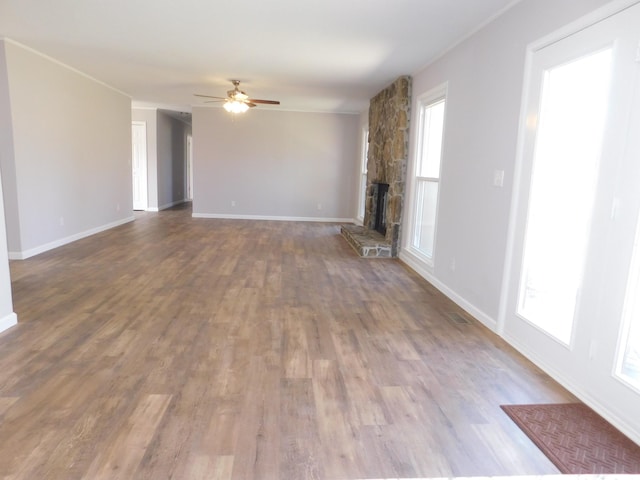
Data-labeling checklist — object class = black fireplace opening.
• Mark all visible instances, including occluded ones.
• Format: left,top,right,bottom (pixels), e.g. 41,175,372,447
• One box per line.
374,183,389,236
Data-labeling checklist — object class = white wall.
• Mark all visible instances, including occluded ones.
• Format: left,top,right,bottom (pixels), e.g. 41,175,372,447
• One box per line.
402,0,616,324
0,39,133,259
0,41,21,253
192,108,358,221
0,173,16,334
0,42,16,333
400,0,639,442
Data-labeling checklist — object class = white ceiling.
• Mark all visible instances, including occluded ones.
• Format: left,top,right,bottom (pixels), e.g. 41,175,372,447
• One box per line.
0,0,518,114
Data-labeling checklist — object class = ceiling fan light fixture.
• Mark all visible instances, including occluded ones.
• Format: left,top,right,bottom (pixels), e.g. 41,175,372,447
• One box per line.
233,91,248,101
196,81,279,113
223,100,249,113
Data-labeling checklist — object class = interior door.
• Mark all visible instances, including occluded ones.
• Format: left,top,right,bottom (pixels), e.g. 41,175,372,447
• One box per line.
503,2,640,429
186,134,193,201
132,121,148,211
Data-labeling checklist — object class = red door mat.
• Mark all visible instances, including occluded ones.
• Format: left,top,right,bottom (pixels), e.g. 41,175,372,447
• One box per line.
501,403,640,474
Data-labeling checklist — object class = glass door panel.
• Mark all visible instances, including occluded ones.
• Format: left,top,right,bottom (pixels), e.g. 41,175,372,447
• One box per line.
516,48,612,345
412,179,438,258
617,216,640,391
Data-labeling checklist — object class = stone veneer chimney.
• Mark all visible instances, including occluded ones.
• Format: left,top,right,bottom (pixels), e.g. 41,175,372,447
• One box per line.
363,76,411,257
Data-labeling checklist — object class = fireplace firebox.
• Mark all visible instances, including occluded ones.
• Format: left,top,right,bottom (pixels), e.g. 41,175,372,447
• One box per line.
374,183,389,236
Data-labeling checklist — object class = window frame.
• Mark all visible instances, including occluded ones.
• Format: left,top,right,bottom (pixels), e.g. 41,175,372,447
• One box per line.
405,84,448,266
357,126,369,223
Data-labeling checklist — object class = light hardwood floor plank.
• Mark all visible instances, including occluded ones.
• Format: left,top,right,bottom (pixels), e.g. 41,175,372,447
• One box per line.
82,393,172,479
0,203,575,479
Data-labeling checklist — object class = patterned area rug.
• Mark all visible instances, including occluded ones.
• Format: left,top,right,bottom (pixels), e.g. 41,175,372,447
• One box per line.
501,403,640,473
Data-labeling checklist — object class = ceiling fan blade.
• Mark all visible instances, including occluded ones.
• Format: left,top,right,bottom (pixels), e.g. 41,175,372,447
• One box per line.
248,99,280,105
194,94,227,100
197,82,280,110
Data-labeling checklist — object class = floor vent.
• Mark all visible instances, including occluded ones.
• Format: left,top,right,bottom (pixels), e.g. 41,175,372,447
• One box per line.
447,312,471,325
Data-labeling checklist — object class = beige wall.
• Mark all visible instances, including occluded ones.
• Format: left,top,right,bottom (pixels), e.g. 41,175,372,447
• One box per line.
0,40,133,258
192,107,358,221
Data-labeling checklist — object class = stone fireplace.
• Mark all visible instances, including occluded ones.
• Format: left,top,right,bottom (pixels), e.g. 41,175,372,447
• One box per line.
341,76,411,258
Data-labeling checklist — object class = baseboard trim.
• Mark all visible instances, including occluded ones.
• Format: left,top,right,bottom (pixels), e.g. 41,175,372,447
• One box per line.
0,312,17,334
8,216,135,260
398,248,640,444
158,199,187,211
504,332,640,446
192,213,352,223
399,249,497,331
146,199,187,212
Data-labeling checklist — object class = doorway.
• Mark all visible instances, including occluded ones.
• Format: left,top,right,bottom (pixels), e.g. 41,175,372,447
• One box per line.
132,121,148,211
503,1,640,437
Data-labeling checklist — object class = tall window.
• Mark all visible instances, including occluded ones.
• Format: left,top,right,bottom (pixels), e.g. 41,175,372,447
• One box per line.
410,89,446,263
357,128,369,222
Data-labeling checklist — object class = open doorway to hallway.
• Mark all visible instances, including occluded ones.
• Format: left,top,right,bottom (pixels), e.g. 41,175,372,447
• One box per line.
132,121,148,211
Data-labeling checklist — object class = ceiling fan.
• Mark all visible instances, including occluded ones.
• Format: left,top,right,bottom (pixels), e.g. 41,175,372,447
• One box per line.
194,80,280,113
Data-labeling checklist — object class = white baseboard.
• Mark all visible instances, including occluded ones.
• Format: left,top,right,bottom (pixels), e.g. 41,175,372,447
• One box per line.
158,199,187,211
146,199,187,212
8,216,135,260
192,213,352,223
400,247,640,444
0,312,17,334
399,249,497,331
504,332,640,446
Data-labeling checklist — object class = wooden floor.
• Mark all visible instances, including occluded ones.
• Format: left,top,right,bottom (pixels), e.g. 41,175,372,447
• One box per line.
0,203,575,480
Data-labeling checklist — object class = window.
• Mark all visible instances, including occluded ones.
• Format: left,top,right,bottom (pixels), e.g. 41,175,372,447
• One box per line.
357,128,369,222
409,88,446,263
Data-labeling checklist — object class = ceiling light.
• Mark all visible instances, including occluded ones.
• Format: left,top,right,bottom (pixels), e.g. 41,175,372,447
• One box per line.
223,100,249,113
233,91,248,101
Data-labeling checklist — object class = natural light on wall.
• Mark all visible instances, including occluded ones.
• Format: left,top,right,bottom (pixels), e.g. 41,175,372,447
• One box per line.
517,48,612,345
